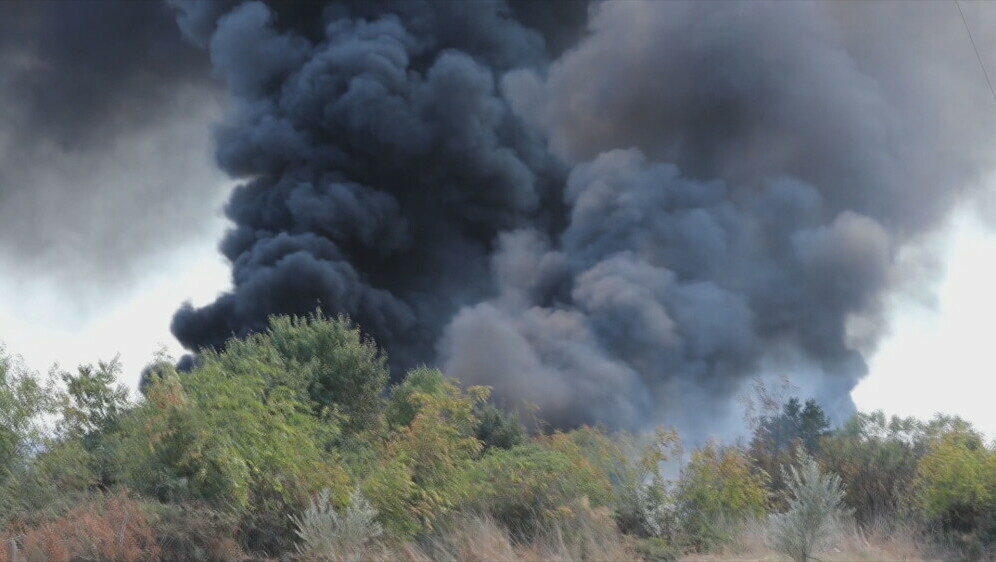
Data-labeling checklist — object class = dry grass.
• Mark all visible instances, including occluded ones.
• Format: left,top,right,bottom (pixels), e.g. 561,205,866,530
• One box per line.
680,517,957,562
288,506,636,562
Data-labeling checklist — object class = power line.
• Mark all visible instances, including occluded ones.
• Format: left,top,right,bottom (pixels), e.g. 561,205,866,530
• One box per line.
956,0,996,105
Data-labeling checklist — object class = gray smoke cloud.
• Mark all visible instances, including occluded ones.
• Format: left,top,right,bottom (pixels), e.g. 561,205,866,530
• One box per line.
168,0,996,434
0,0,225,303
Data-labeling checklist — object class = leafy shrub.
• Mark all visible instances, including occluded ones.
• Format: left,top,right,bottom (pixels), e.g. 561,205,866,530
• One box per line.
230,312,389,433
0,440,98,527
591,428,682,539
465,443,610,539
915,425,996,538
384,366,450,428
820,411,926,524
676,442,769,550
529,496,632,562
474,403,526,453
769,452,850,562
290,488,383,560
117,358,349,518
631,537,682,562
363,368,486,538
537,427,634,511
634,470,678,541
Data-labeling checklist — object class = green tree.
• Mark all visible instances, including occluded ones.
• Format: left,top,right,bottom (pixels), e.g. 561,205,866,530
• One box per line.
465,442,610,539
754,398,830,456
474,403,526,453
0,346,50,481
750,397,830,502
56,358,130,440
207,312,389,435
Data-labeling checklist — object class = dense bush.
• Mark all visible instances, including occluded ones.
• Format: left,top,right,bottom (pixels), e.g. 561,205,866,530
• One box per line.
363,367,485,538
146,502,242,562
118,362,348,514
819,411,926,524
465,442,610,539
475,402,526,452
915,424,996,539
676,442,769,549
230,312,389,433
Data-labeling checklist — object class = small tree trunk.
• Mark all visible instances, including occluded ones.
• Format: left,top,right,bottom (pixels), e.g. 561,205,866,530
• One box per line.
7,538,18,562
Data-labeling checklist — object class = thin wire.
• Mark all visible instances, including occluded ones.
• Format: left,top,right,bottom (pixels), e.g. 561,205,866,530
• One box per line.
956,0,996,105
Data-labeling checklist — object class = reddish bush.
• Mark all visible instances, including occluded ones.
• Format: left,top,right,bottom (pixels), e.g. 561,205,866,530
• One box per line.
5,492,159,562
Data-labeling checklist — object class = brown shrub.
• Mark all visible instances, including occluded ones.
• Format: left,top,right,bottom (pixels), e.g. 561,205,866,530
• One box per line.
5,491,158,562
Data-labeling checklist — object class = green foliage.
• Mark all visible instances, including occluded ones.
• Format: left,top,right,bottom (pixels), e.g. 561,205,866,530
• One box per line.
0,440,98,526
0,347,51,480
820,411,926,523
259,312,389,433
145,501,241,562
753,397,830,456
632,537,682,562
385,366,450,428
363,368,486,538
56,358,130,440
465,442,611,539
474,403,526,452
118,358,348,515
915,424,996,538
750,397,830,504
770,452,851,562
603,428,682,539
676,442,769,549
13,321,996,559
200,312,388,435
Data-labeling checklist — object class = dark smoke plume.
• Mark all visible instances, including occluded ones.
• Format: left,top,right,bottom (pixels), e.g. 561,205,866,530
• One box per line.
170,0,996,434
169,0,574,368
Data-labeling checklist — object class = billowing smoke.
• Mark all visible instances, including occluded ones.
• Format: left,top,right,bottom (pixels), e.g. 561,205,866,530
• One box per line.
168,0,575,369
0,0,225,301
169,0,996,434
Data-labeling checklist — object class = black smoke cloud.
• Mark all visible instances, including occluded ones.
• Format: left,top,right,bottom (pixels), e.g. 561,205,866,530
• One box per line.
0,0,224,299
170,0,996,434
169,0,571,368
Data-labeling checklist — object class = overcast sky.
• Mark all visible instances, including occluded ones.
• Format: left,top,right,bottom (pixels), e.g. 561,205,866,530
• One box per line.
3,0,996,438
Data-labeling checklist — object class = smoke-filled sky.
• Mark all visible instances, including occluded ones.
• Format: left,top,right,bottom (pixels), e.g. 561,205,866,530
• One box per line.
3,0,996,439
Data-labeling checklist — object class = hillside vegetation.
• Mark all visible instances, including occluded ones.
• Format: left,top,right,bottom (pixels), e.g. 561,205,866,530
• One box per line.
1,314,994,561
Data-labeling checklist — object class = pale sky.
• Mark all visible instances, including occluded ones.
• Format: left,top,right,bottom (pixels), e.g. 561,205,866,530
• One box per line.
0,223,230,389
853,203,996,437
